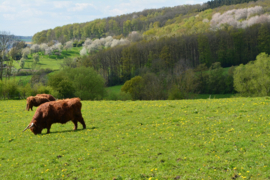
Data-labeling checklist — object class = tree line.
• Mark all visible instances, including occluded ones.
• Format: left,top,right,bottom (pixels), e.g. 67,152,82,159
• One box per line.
205,0,258,10
32,0,258,44
80,22,270,87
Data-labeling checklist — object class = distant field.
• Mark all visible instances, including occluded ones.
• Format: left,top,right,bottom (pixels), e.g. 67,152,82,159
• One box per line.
106,85,122,94
12,47,82,71
1,97,270,179
14,75,32,86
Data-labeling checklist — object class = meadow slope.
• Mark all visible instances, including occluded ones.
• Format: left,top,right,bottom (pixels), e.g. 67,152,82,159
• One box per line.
0,98,269,179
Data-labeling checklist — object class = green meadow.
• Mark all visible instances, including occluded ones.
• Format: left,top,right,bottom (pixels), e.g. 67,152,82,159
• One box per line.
0,97,270,179
12,47,82,71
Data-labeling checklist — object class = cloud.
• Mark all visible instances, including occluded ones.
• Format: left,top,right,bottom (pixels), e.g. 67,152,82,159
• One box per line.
0,3,16,12
68,3,96,12
53,1,72,9
0,0,205,36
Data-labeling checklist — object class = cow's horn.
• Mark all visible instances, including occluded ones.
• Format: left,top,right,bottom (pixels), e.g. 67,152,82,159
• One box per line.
22,123,34,132
22,125,30,132
29,123,34,128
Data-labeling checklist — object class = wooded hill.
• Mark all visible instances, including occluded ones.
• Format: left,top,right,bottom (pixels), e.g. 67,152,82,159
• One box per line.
32,0,260,44
31,0,270,91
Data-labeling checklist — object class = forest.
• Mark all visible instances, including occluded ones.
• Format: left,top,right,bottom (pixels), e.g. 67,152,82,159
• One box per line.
32,0,260,44
81,22,270,86
2,0,270,100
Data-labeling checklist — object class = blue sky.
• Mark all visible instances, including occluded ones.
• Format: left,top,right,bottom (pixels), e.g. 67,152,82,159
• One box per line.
0,0,204,36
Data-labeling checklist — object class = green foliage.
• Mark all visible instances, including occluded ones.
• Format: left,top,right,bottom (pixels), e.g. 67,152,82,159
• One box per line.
48,72,75,98
234,53,270,96
198,34,212,66
0,79,20,99
48,67,106,100
33,53,39,64
207,62,226,94
206,0,259,10
65,67,106,100
121,76,143,100
258,24,270,55
168,85,185,100
19,58,25,69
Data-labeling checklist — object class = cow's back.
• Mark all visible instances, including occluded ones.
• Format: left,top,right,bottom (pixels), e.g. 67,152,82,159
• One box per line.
36,94,56,101
35,99,81,124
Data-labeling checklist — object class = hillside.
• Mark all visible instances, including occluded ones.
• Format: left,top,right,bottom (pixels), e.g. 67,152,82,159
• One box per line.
32,0,261,44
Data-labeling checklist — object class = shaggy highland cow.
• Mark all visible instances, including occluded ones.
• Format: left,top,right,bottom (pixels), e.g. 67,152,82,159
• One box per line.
26,94,56,111
26,96,50,111
36,94,56,101
23,98,86,135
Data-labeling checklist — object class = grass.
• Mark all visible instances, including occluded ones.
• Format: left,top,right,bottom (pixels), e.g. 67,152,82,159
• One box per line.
106,85,123,94
11,47,82,71
14,75,32,86
195,94,234,99
1,97,270,179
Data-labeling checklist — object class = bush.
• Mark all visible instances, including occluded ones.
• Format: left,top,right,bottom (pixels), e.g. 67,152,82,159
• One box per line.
77,40,84,47
48,67,106,100
48,73,75,98
234,53,270,96
65,67,106,100
168,85,185,100
121,76,143,100
0,80,20,99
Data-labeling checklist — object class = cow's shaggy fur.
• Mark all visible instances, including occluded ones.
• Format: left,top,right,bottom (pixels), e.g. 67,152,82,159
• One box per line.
25,98,86,135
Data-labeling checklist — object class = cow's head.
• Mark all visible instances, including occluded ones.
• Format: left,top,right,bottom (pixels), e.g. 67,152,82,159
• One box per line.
26,96,35,111
23,121,42,135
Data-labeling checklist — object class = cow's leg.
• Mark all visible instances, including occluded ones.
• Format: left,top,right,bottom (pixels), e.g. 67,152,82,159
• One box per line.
72,120,78,130
46,124,51,134
76,115,86,129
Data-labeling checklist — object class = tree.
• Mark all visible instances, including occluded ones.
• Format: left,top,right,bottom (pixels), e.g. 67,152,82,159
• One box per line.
45,48,52,56
19,58,25,69
258,24,270,55
64,40,73,51
234,53,270,96
0,31,14,81
22,47,30,58
121,76,143,100
48,67,106,100
30,44,40,54
33,53,39,64
64,67,106,100
48,73,75,98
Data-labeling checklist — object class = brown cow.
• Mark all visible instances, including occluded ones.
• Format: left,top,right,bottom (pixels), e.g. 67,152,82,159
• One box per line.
26,96,50,111
23,98,86,135
36,94,56,101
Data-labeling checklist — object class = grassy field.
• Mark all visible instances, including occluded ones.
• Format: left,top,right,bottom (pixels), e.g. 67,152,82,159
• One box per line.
0,97,270,179
11,47,82,70
106,85,123,94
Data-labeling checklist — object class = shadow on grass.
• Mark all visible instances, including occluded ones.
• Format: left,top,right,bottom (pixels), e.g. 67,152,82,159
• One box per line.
40,126,97,135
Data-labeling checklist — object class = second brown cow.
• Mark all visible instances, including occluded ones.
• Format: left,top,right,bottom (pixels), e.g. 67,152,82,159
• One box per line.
26,94,56,111
36,94,56,101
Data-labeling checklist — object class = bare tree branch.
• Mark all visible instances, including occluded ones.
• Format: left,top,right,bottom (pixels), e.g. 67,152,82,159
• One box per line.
0,31,15,81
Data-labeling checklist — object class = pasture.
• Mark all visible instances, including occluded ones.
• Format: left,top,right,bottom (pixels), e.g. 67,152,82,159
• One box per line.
12,47,82,71
0,97,270,179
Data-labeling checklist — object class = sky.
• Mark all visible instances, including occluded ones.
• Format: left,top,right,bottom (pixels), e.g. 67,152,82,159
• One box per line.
0,0,204,36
